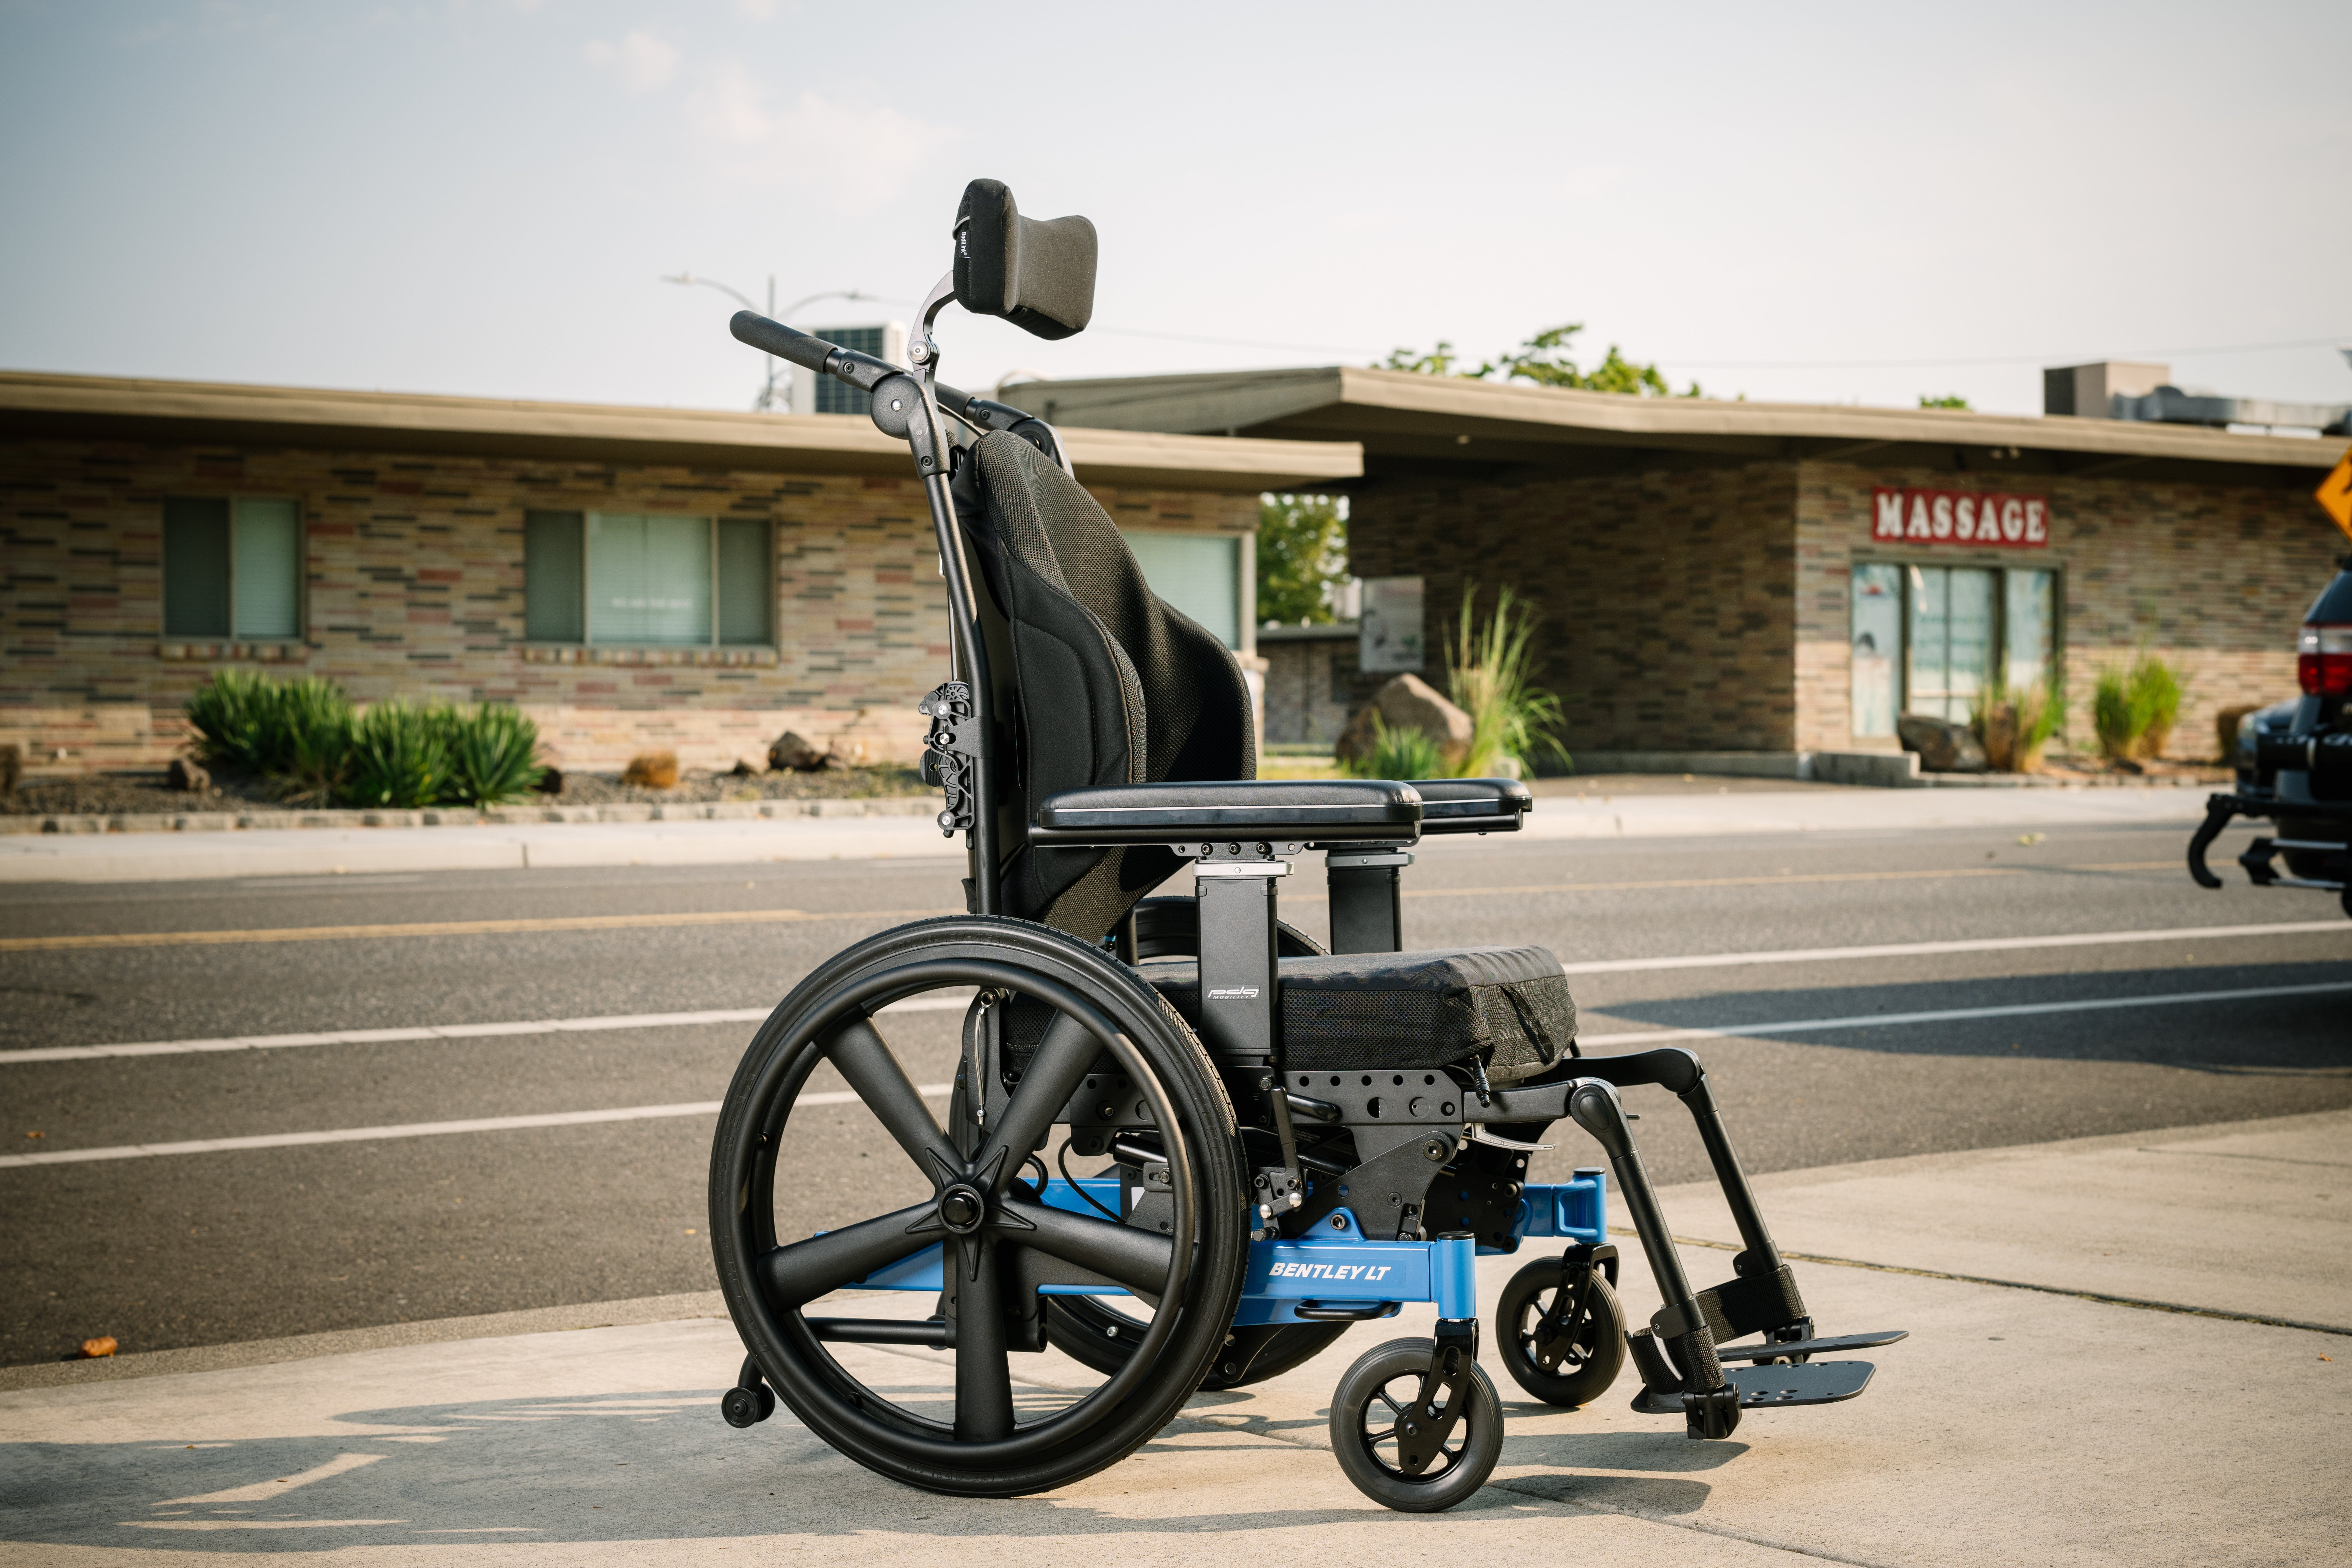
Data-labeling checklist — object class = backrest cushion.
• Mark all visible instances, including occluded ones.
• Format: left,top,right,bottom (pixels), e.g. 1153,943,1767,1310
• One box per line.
957,431,1256,940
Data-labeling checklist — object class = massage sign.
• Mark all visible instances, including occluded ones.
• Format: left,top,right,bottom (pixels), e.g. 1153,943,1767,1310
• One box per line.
1871,487,2050,548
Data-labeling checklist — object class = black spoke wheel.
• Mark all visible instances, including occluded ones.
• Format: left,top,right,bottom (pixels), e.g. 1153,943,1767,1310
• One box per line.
1330,1337,1504,1512
709,915,1249,1497
1494,1258,1627,1407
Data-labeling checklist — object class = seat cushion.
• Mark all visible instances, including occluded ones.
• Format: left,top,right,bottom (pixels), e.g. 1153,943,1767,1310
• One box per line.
1138,946,1578,1080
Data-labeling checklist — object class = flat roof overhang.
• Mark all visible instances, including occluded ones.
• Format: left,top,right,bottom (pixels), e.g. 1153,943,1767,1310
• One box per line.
1002,365,2345,490
0,371,1362,494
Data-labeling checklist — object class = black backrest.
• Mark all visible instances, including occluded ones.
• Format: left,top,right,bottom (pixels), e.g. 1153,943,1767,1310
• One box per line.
952,431,1255,941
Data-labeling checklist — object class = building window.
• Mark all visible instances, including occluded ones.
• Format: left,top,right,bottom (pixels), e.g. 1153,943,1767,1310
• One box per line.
163,497,301,640
1123,530,1242,649
524,511,772,647
1850,562,2060,735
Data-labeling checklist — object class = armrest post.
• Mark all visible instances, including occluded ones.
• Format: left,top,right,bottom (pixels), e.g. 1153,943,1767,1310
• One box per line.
1325,844,1412,954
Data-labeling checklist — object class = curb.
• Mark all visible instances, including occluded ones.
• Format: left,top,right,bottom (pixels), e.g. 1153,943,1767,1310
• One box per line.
0,796,940,836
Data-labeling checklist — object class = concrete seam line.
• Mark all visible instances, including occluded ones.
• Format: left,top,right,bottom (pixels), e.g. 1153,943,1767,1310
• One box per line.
1631,1229,2352,1337
0,1087,954,1168
1576,979,2352,1046
3,994,975,1064
1496,1491,1904,1568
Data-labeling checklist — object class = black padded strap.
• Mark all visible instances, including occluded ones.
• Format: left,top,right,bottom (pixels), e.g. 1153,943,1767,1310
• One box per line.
1677,1264,1809,1343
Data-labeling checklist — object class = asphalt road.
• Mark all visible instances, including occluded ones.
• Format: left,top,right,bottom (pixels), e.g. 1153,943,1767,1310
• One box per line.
3,809,2346,1368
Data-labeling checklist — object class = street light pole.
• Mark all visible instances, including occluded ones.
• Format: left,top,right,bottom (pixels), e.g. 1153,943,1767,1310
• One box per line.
660,275,870,412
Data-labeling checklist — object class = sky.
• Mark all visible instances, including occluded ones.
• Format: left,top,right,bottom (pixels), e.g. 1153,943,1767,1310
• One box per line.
2,1,2348,421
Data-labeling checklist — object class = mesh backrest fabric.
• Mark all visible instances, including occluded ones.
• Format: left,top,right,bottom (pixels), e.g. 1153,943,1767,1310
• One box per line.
958,431,1255,941
1138,946,1579,1079
954,179,1098,342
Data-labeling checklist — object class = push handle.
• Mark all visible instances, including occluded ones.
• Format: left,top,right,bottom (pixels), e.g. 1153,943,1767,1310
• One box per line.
728,310,835,372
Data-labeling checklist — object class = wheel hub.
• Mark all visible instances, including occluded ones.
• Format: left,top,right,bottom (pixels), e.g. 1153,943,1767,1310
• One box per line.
938,1183,986,1235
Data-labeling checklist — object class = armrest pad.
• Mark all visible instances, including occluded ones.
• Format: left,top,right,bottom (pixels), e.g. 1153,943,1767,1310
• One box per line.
1409,777,1534,835
1031,779,1421,847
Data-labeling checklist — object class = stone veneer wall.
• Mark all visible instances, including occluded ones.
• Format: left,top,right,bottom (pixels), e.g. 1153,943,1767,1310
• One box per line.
1258,628,1362,746
1347,464,1801,753
0,435,1258,774
1795,461,2325,758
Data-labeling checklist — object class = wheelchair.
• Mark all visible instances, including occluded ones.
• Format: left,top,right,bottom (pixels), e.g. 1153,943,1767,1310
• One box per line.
706,179,1903,1511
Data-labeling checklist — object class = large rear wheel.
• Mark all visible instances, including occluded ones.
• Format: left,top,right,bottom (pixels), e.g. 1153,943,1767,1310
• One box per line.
709,915,1249,1496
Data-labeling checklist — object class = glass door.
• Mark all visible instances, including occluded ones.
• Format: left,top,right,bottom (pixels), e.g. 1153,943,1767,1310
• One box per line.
1850,563,1902,737
1907,565,1996,722
2004,569,2057,691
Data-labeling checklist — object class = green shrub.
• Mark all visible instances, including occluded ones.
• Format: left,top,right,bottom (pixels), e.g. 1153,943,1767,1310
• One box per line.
1970,674,2068,772
184,672,353,800
344,701,454,809
1347,718,1447,782
2127,655,2183,758
1444,584,1569,777
440,703,545,805
2092,654,2185,760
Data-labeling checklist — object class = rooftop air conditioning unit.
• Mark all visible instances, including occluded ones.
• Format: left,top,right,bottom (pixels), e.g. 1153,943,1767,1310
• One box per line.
790,323,908,416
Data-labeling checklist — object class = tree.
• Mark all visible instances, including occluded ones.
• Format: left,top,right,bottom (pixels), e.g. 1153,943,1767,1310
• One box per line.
1377,323,1701,398
1918,393,1971,410
1256,493,1349,625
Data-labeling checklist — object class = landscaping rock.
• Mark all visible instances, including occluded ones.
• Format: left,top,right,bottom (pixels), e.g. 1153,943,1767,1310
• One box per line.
730,758,759,777
166,758,210,793
0,743,17,795
533,766,564,795
621,750,680,789
1897,713,1989,773
1333,674,1475,771
768,731,831,772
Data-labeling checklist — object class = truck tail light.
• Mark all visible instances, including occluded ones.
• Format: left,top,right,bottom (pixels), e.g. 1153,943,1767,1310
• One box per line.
2298,624,2352,696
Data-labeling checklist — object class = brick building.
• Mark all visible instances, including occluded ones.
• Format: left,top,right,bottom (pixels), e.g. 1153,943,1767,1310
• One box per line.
1009,366,2348,767
0,373,1359,775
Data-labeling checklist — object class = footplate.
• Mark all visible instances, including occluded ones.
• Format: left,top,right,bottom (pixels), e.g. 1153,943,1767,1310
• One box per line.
1713,1330,1906,1363
1632,1359,1876,1413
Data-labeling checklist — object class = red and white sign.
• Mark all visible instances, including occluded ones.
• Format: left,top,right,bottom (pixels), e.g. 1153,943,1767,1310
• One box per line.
1870,487,2049,548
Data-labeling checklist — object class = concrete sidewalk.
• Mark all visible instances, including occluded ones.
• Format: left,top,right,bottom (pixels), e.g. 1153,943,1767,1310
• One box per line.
0,783,2218,882
4,1109,2342,1566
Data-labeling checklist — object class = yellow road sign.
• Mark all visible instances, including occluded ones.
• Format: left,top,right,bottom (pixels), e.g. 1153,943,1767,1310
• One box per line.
2320,445,2352,540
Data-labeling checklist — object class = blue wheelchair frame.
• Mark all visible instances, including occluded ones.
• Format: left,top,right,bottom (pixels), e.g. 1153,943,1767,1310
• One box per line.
854,1171,1608,1328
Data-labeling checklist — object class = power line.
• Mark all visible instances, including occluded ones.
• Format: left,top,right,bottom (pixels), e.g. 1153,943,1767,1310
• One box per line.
1651,333,2352,372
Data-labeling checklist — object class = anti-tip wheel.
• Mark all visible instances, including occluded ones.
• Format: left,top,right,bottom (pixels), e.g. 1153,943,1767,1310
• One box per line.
1494,1258,1628,1408
1329,1337,1504,1513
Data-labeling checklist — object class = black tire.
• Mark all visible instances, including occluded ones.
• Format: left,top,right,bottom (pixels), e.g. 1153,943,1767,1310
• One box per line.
1330,1337,1505,1512
1129,894,1326,960
1494,1260,1627,1407
1045,1295,1349,1389
709,915,1250,1497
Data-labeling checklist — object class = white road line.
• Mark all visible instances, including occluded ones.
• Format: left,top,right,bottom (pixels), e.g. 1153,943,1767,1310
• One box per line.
1576,980,2352,1048
1557,919,2346,975
2,993,972,1066
0,1085,956,1169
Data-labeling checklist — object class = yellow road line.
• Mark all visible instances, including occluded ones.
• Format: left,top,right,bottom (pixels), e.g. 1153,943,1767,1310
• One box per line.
0,860,2196,954
0,907,960,954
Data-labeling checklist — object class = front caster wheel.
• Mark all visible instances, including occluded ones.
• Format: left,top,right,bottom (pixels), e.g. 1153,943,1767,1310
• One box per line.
1330,1338,1504,1513
1495,1258,1627,1407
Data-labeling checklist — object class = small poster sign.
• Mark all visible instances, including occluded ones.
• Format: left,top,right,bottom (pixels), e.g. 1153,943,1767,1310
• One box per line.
1871,488,2050,549
1359,577,1425,672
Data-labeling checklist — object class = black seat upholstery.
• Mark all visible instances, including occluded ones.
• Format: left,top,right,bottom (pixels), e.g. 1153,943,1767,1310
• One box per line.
953,430,1254,941
1138,947,1579,1080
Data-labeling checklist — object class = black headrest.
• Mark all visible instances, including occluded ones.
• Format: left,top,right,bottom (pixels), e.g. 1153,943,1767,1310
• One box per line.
953,179,1096,342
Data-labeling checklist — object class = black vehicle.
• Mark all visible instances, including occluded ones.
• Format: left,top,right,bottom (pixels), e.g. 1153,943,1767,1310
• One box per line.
2190,555,2352,917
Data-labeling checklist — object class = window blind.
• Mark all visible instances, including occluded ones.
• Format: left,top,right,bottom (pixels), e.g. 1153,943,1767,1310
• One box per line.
588,513,710,644
1122,531,1241,649
231,499,301,640
716,517,773,645
525,512,585,642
